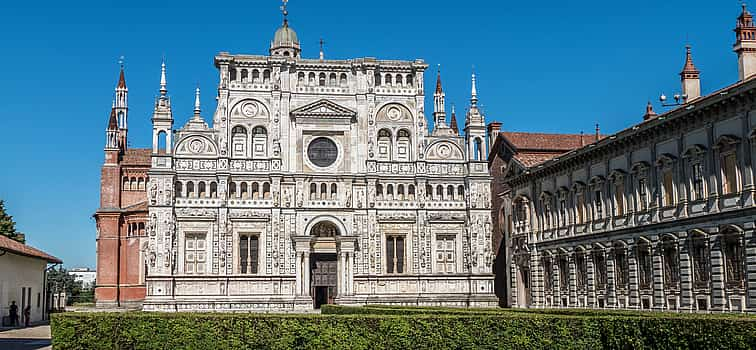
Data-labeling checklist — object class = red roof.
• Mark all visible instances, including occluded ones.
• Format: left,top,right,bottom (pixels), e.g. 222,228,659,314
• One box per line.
496,131,605,167
108,109,118,130
500,131,601,152
122,148,151,166
117,68,127,89
0,235,62,263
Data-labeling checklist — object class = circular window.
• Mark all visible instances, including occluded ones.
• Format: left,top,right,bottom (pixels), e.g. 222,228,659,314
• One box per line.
307,137,338,168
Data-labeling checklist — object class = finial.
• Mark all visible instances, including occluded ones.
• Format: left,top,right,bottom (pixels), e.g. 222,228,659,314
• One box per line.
452,104,456,115
471,68,479,107
118,56,125,70
160,58,167,97
194,85,201,116
595,123,600,141
319,38,325,60
281,0,289,25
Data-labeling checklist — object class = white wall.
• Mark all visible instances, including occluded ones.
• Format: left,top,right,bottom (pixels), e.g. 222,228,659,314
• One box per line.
0,252,48,324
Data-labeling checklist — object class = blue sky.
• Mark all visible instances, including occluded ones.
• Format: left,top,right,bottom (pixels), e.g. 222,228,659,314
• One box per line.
0,0,744,268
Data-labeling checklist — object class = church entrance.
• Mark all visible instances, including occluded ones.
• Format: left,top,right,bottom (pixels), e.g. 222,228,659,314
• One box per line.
311,253,337,309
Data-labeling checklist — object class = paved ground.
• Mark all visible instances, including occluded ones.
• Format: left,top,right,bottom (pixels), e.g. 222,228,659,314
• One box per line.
0,324,52,350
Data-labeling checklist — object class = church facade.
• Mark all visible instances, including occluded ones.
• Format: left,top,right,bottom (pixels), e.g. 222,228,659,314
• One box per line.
96,4,496,311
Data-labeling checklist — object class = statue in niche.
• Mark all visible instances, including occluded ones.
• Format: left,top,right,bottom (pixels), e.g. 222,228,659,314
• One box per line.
149,183,158,205
150,252,156,268
345,190,352,208
283,188,291,208
273,191,280,207
149,214,157,236
273,140,281,157
357,190,363,209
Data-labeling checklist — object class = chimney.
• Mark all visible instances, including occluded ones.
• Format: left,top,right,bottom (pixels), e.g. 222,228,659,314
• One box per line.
643,101,658,121
595,124,600,142
735,4,756,80
486,121,503,153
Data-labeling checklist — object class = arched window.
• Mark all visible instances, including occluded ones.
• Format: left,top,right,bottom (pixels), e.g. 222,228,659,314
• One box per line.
138,222,145,236
340,73,348,87
130,177,137,190
230,69,237,81
396,129,411,161
447,185,454,200
310,183,318,200
425,185,433,199
137,178,144,190
689,231,710,287
186,181,195,198
637,240,653,290
661,237,679,288
374,73,381,86
175,182,183,198
386,184,394,200
251,69,259,83
329,73,337,86
123,177,129,190
721,227,745,288
240,182,248,199
308,72,316,86
252,126,267,158
376,183,383,200
241,69,248,82
210,182,217,198
297,72,305,85
473,138,483,160
263,70,271,83
408,185,415,200
406,74,414,86
198,182,206,198
319,73,326,86
311,221,339,237
229,182,237,198
251,182,259,199
157,131,167,154
457,185,465,200
377,129,392,161
385,74,392,86
320,183,328,199
263,182,271,199
397,184,405,200
436,185,443,200
232,126,248,158
396,74,403,86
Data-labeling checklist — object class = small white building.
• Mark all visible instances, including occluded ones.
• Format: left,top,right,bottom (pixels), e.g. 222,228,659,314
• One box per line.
0,235,61,325
68,268,96,289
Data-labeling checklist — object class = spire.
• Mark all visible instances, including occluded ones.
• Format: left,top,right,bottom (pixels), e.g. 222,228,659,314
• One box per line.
643,101,658,121
193,86,201,117
470,69,478,107
435,65,443,94
680,45,700,75
159,59,167,97
108,108,118,130
432,65,447,131
450,104,459,134
319,38,325,60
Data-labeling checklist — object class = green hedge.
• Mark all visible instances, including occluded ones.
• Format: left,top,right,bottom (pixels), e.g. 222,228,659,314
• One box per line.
51,309,756,350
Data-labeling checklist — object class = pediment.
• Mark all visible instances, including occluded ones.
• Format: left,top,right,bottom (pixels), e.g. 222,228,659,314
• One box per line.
290,99,357,121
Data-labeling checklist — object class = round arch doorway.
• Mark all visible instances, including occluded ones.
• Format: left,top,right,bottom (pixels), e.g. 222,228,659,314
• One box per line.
310,221,339,309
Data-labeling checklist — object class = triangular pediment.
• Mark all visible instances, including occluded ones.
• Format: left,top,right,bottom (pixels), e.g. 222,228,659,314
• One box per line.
290,99,357,119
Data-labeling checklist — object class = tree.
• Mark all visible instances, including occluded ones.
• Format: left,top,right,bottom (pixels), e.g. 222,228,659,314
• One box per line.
0,200,20,241
46,267,84,306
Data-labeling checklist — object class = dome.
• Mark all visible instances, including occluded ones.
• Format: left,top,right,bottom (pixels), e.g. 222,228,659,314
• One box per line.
273,24,299,47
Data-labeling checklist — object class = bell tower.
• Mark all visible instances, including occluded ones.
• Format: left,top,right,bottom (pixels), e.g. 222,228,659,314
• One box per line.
735,4,756,80
464,71,487,161
151,60,173,154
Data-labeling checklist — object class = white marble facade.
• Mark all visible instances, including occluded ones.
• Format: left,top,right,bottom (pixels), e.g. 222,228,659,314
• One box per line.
142,9,496,311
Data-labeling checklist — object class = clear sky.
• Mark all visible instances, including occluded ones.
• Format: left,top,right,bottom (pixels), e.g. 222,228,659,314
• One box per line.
0,0,745,268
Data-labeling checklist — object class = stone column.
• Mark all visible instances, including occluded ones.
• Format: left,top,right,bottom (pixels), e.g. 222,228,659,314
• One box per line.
628,244,639,309
606,249,617,308
339,252,346,296
530,250,543,307
678,232,694,312
511,260,519,307
552,258,560,307
710,234,726,311
745,226,756,312
295,252,303,296
587,252,596,307
304,252,311,297
652,241,666,310
568,253,578,307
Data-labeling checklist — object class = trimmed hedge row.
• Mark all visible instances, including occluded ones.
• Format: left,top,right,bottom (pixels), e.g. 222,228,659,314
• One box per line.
51,309,756,350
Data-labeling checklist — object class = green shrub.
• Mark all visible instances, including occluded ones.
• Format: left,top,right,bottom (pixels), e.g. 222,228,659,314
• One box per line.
51,309,756,350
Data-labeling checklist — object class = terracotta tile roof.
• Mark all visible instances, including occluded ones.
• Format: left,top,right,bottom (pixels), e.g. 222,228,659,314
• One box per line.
122,148,151,166
515,152,568,167
500,131,603,152
0,235,62,263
